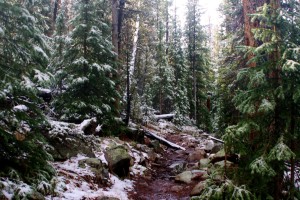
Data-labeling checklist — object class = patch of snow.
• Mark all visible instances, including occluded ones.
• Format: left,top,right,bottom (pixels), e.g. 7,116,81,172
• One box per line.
2,190,13,199
49,120,78,136
53,154,93,177
0,179,33,200
13,105,28,112
78,118,96,132
34,45,49,60
34,69,51,82
102,175,133,199
21,76,35,89
48,153,133,200
0,26,4,36
38,87,51,94
96,124,102,132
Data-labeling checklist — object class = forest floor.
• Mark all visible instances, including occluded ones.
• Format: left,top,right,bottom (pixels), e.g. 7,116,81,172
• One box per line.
0,120,218,200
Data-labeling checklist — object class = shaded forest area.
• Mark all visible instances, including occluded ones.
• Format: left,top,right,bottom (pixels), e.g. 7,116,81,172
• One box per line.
1,0,300,199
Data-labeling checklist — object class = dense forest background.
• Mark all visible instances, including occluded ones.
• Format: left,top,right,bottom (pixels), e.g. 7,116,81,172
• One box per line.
1,0,300,199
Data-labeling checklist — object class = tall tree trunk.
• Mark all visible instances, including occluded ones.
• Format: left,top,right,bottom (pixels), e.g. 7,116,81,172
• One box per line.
242,0,265,67
53,0,61,23
165,1,169,55
118,0,126,53
126,2,140,124
112,0,120,115
192,0,197,123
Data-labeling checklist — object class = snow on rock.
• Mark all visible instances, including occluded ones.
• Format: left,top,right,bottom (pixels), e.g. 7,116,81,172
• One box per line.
48,151,134,200
49,120,78,137
77,117,98,134
13,105,28,112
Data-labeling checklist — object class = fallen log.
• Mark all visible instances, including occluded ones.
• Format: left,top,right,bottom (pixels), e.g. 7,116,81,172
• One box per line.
208,136,224,144
154,114,175,121
143,129,186,151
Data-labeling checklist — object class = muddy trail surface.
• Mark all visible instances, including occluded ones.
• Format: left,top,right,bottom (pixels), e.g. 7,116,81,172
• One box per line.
129,132,206,200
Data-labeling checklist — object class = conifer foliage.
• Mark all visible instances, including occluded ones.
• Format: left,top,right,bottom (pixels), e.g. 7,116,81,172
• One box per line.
0,0,53,182
53,0,118,123
212,0,300,199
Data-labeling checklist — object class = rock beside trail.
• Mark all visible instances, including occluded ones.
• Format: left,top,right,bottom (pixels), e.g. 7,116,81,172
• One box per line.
175,170,207,184
199,158,210,169
211,143,223,154
104,145,132,177
188,149,206,162
169,162,186,174
46,134,95,161
190,182,205,196
175,171,193,184
170,185,183,193
45,121,95,161
78,158,110,185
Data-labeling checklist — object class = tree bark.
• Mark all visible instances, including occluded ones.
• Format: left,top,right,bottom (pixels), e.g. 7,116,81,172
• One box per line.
242,0,265,67
126,2,140,125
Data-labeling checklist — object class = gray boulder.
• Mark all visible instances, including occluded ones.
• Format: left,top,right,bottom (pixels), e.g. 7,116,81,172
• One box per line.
104,145,131,178
46,135,95,161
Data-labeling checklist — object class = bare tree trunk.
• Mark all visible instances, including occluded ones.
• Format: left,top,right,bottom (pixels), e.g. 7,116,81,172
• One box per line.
192,0,197,123
53,0,61,23
118,0,126,53
165,1,169,55
112,0,120,115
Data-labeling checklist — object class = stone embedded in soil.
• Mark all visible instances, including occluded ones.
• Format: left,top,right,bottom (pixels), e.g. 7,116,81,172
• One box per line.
190,182,205,196
188,149,206,162
170,185,183,193
199,158,210,169
175,171,193,184
78,158,110,185
169,162,186,174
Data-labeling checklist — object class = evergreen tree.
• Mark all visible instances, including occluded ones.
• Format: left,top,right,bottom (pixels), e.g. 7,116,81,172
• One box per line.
185,0,211,130
214,0,300,199
151,0,175,114
50,0,68,94
54,0,118,124
0,0,53,183
215,0,244,134
168,6,189,124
